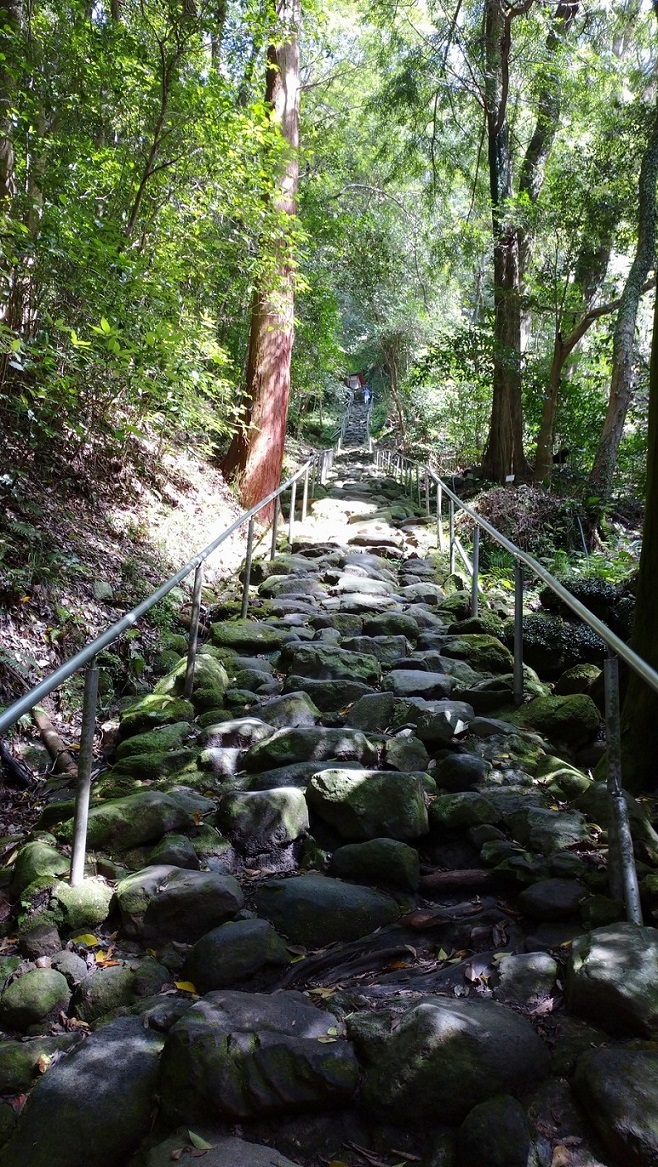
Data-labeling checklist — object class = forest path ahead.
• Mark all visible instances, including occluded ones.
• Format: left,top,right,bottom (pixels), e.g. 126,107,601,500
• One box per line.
0,451,656,1167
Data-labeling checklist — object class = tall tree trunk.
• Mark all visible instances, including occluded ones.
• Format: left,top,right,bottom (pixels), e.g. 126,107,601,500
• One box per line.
534,233,616,480
586,97,658,511
221,0,301,515
0,0,20,210
619,285,658,792
518,1,578,280
481,0,531,483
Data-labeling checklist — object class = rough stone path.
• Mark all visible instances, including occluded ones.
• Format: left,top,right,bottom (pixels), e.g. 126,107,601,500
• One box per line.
1,452,658,1167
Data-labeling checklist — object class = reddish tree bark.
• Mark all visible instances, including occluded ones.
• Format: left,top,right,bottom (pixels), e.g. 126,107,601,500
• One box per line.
222,0,301,515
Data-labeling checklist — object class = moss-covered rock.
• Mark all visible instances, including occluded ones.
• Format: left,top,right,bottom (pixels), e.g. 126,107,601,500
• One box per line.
115,721,195,761
0,968,71,1033
209,619,288,653
440,635,514,673
513,694,600,745
57,790,193,853
72,965,137,1023
10,841,69,899
118,694,195,740
331,837,420,890
555,663,602,696
51,878,113,931
306,769,429,841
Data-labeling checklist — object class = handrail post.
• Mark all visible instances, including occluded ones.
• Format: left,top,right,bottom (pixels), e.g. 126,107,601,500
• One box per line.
288,480,297,548
310,460,317,499
70,658,99,887
184,561,204,699
471,525,480,617
448,498,455,574
240,518,255,619
425,472,430,516
270,496,280,560
513,562,524,704
301,465,310,522
436,481,445,551
604,652,643,922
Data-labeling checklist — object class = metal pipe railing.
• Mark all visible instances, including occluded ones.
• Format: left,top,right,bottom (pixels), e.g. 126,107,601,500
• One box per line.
0,444,333,885
376,444,654,926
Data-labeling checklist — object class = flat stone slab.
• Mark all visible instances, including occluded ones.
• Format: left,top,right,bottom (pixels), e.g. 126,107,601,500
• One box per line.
384,669,455,699
254,873,401,946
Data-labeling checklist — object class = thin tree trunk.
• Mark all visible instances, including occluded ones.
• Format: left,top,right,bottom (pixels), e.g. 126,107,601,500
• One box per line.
221,0,301,516
481,0,532,483
587,97,658,509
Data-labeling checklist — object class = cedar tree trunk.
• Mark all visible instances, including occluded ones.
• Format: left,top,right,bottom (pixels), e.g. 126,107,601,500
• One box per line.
222,0,300,514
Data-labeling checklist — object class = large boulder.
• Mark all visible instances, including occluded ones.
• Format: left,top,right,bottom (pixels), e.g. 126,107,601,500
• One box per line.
216,789,309,858
306,770,428,841
254,873,400,946
0,1017,163,1167
351,996,549,1125
341,635,412,664
566,923,658,1036
244,727,381,771
573,1044,658,1167
57,791,192,853
182,918,290,993
159,990,359,1123
115,865,243,942
278,644,381,684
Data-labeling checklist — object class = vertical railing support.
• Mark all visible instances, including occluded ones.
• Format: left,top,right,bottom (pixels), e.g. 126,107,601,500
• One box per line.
184,561,204,699
436,481,445,551
604,652,643,922
288,480,297,548
448,499,455,575
70,658,100,887
425,473,430,517
513,562,524,705
240,518,255,619
301,465,310,522
471,525,480,617
270,496,280,560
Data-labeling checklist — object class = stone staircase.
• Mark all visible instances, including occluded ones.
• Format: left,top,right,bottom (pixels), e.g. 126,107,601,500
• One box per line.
341,393,371,448
1,451,658,1167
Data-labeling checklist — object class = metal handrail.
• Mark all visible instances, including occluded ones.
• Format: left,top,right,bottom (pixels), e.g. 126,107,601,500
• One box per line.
0,442,336,884
375,445,649,925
